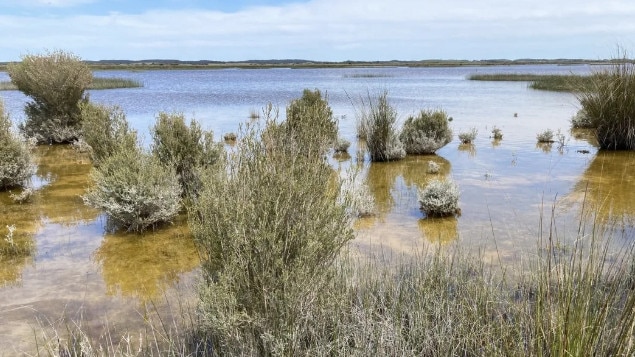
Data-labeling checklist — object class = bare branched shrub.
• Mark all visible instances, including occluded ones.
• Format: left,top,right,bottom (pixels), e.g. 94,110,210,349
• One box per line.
418,179,460,217
357,91,405,161
190,118,353,355
578,58,635,149
79,102,136,166
0,100,35,190
399,109,453,154
8,50,92,144
83,144,181,232
151,112,222,198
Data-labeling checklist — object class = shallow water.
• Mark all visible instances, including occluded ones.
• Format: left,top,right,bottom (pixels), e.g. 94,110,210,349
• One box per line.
1,65,635,353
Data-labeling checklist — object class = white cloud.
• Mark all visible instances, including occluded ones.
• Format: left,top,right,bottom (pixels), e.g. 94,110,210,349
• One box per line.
1,0,635,61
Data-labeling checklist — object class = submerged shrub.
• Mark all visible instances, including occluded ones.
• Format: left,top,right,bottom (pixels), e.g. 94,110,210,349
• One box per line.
418,179,460,217
8,50,92,144
79,102,136,166
399,109,453,154
151,112,222,198
357,91,405,161
83,144,181,232
458,127,478,144
537,129,555,143
578,59,635,149
190,120,353,355
0,100,35,190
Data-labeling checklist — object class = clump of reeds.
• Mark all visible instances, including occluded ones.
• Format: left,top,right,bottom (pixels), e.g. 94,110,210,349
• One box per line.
89,77,143,89
577,58,635,149
356,91,405,161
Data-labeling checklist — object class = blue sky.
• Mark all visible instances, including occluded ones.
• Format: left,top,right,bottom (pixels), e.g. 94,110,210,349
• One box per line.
1,0,634,61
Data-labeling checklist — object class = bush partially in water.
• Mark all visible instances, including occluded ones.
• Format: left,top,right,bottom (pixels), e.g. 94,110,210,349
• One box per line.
79,102,136,166
8,50,92,144
491,126,503,140
458,127,478,144
83,144,181,232
536,129,555,143
190,120,353,355
0,100,35,190
333,137,351,153
151,112,222,198
285,88,338,151
399,109,453,154
418,178,460,217
357,91,405,161
578,60,635,149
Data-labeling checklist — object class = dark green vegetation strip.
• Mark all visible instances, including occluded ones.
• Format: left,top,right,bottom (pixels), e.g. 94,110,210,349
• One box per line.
0,77,142,91
468,73,595,92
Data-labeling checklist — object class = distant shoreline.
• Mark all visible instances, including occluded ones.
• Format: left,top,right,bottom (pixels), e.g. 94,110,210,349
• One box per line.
0,58,618,71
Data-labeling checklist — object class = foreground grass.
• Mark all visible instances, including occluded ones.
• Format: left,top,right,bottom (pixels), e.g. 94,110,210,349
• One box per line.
0,77,142,91
41,222,635,356
468,73,595,92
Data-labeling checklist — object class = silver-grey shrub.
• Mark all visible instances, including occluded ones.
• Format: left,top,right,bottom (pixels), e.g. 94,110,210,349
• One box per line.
83,144,181,232
8,50,92,144
190,120,353,355
357,91,406,161
151,112,222,198
0,100,35,190
79,102,136,166
399,109,453,154
458,127,478,144
418,178,460,217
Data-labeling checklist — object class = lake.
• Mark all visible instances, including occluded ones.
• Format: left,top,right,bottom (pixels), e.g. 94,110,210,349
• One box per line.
2,64,634,353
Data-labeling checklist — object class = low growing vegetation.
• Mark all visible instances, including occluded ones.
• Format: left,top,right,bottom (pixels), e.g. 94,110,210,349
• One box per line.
8,50,92,144
536,129,555,143
458,127,478,144
399,109,453,154
468,73,595,92
0,77,142,91
418,178,460,217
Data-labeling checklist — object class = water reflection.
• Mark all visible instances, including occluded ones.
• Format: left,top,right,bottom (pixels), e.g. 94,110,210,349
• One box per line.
418,216,458,244
572,151,635,226
93,215,199,302
458,143,476,157
366,155,451,215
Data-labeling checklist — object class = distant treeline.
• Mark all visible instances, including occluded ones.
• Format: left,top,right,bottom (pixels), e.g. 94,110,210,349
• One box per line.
0,58,621,71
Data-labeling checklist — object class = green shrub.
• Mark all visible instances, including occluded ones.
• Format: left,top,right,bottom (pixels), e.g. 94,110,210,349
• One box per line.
79,102,136,166
0,100,35,190
399,109,453,154
151,112,222,198
83,144,181,232
458,127,478,144
418,179,460,217
190,120,353,355
357,91,405,161
285,88,338,148
578,60,635,149
8,50,92,144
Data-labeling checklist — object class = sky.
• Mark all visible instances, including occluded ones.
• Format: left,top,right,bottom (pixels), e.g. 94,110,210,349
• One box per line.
0,0,634,62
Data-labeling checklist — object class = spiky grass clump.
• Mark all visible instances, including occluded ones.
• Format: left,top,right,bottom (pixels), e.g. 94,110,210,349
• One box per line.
418,179,460,217
8,50,92,144
458,128,478,144
399,109,453,154
0,100,35,190
357,91,405,162
578,59,635,149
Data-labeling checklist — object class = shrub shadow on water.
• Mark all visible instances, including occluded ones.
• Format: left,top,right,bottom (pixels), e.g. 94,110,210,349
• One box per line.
93,215,199,302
